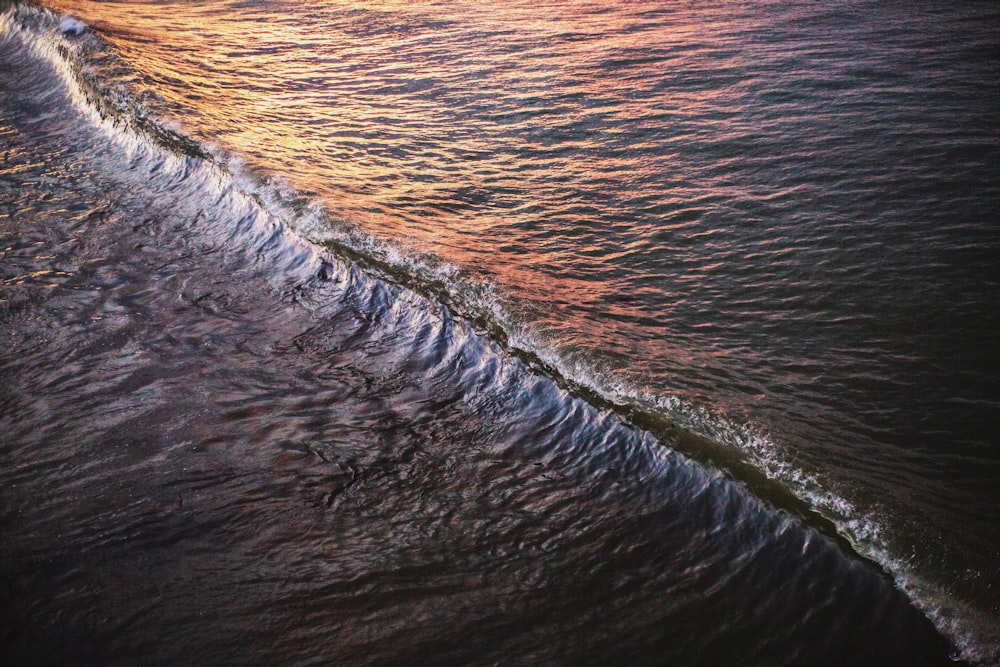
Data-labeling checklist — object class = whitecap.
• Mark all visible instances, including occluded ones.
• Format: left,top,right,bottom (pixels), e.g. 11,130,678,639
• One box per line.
58,15,86,36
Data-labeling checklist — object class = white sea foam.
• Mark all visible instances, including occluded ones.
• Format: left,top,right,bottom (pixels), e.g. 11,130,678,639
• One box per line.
58,14,86,36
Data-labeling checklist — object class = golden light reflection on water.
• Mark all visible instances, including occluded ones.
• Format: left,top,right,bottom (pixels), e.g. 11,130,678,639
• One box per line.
46,0,746,361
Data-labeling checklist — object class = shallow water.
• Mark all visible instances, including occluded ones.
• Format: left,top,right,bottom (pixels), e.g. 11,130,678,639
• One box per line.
1,1,998,663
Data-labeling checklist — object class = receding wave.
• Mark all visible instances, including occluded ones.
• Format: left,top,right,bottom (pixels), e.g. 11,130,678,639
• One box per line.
2,4,995,663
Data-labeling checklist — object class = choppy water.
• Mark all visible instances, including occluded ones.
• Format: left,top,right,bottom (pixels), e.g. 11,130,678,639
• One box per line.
1,0,998,663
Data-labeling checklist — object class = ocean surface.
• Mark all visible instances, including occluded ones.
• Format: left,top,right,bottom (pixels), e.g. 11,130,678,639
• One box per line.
1,0,998,664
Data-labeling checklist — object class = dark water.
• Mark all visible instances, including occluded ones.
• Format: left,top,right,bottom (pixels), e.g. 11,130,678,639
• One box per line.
1,1,998,663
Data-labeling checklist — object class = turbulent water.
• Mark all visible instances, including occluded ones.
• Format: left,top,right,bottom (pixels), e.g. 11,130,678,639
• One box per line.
1,0,998,664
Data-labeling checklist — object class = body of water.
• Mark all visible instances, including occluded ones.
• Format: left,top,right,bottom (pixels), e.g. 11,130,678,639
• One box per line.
2,1,998,663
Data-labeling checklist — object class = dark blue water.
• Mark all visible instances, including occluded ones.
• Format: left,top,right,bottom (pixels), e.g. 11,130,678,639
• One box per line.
2,1,998,663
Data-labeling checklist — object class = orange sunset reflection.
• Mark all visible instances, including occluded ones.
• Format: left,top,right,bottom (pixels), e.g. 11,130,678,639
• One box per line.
47,0,743,350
